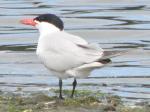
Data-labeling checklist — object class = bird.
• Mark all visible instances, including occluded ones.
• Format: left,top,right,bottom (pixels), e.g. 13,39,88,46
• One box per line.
20,13,122,99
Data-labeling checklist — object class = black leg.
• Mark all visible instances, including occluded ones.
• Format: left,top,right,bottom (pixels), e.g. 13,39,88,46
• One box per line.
59,79,64,99
71,78,77,98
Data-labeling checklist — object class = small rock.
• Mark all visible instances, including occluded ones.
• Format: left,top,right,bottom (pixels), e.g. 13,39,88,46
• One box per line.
102,104,116,111
23,109,32,112
90,102,99,106
44,101,56,108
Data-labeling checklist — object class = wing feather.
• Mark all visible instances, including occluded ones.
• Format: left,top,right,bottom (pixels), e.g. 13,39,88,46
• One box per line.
38,31,104,71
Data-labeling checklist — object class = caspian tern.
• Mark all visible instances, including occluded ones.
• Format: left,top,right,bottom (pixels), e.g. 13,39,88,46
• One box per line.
21,14,122,99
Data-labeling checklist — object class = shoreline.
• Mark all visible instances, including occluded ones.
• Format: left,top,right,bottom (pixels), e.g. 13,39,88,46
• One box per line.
0,89,149,112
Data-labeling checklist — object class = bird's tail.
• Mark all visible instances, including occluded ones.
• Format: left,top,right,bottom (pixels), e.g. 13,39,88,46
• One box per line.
101,50,128,60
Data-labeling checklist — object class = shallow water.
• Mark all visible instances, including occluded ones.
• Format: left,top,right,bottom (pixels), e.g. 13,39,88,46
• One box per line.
0,0,150,105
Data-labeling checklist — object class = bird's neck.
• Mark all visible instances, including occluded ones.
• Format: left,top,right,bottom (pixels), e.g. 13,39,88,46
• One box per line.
36,22,60,36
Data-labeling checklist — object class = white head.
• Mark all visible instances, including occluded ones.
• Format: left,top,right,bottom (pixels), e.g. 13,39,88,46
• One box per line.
21,14,64,35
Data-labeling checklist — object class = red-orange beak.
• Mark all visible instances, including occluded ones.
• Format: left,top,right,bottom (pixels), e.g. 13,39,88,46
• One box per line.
20,18,37,26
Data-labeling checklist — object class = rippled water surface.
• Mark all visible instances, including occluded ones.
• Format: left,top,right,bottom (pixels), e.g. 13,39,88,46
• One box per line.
0,0,150,105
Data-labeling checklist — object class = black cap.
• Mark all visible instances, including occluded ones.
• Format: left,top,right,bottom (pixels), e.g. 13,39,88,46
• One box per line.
34,14,64,30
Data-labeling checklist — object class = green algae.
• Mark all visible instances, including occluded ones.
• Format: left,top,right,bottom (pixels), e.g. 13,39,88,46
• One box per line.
52,89,105,98
0,90,149,112
116,105,150,112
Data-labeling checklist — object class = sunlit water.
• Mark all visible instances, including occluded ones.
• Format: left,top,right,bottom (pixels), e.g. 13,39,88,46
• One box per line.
0,0,150,105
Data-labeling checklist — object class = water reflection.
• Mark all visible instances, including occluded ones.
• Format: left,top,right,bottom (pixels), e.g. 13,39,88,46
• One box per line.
0,44,36,51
